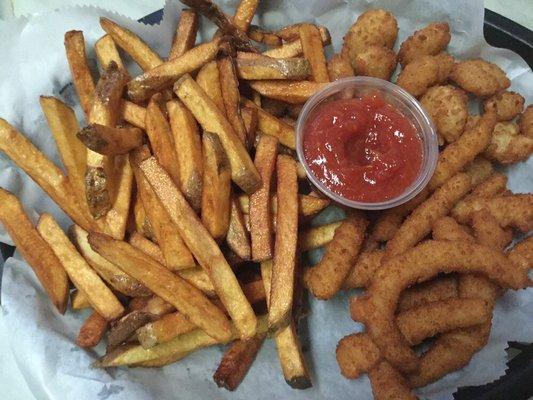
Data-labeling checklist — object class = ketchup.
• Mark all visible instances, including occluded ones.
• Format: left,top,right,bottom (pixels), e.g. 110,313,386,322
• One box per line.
302,93,423,203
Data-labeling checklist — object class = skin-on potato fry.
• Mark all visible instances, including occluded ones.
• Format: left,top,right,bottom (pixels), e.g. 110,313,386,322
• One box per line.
233,0,259,32
305,212,368,300
71,289,91,310
484,121,533,164
351,45,397,80
269,155,299,330
175,74,261,194
227,196,251,260
108,310,157,348
127,38,223,102
520,105,533,138
264,26,331,59
299,24,329,83
133,191,155,240
298,221,342,252
89,232,233,342
450,59,511,97
397,275,458,312
343,249,384,290
36,213,124,320
398,22,451,67
241,106,258,147
483,90,525,121
236,57,311,81
64,30,95,117
213,335,266,391
201,133,232,240
249,81,329,104
0,189,69,314
429,112,497,190
76,124,143,156
250,134,278,261
169,9,198,59
167,100,203,211
327,53,354,81
120,101,147,129
137,311,198,348
77,311,108,348
241,193,330,219
94,34,129,77
247,26,282,46
196,61,227,112
432,216,475,243
471,209,513,250
100,17,162,71
275,23,330,42
140,157,257,338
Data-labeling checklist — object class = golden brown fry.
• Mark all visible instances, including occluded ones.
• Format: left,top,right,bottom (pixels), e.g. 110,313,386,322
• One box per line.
108,310,157,348
120,101,147,129
264,26,331,59
77,311,108,348
36,214,124,320
169,9,199,59
240,192,329,218
233,0,259,32
352,46,397,81
299,24,329,83
299,221,342,251
89,232,233,342
201,132,232,240
133,191,155,240
247,25,282,46
519,105,533,138
397,275,458,313
336,333,382,379
128,232,165,265
167,100,203,211
471,209,513,250
432,216,475,243
236,57,310,80
429,112,497,190
250,134,278,261
196,61,226,113
343,249,384,290
450,59,511,97
71,289,91,310
369,361,416,400
227,196,251,260
276,23,330,42
484,121,533,164
214,335,265,391
269,155,298,330
94,34,129,77
100,17,162,71
175,74,261,193
140,157,257,338
0,189,69,314
76,124,143,156
249,80,328,104
64,30,95,117
241,106,258,147
305,213,367,300
483,90,525,121
128,38,222,102
327,53,354,81
137,311,198,348
398,22,451,67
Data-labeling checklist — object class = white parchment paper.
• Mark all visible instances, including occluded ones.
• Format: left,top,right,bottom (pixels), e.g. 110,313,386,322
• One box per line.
0,1,531,399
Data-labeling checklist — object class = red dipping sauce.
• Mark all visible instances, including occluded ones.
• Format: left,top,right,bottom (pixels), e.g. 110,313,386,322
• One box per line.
302,93,423,203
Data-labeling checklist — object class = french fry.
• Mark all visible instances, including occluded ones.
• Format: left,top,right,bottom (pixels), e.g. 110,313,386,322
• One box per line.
264,25,331,59
299,24,329,83
213,335,266,391
299,221,342,251
100,17,162,71
241,106,258,147
64,30,95,117
241,98,296,149
103,155,133,240
77,311,108,348
218,53,248,144
0,120,95,231
239,193,329,218
0,189,69,314
250,134,278,261
76,124,143,156
201,132,232,240
39,96,87,202
137,311,198,348
88,232,233,342
139,157,257,338
269,155,299,330
133,191,155,240
127,38,223,102
145,95,181,185
169,9,199,59
107,310,158,348
71,289,91,310
139,295,175,317
249,80,328,104
227,196,251,260
196,61,226,113
236,57,311,80
36,213,124,320
276,23,331,43
248,26,282,46
70,225,151,297
233,0,259,32
94,34,129,77
174,74,261,194
120,101,147,129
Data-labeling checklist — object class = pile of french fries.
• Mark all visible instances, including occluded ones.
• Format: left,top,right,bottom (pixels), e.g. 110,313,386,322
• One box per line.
0,0,343,391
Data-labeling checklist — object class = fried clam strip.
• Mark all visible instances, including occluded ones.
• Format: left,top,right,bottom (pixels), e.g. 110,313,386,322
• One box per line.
264,25,331,59
127,38,223,102
249,81,329,104
343,249,384,290
140,157,257,338
429,112,497,190
299,221,342,252
471,209,513,250
0,189,69,314
76,124,143,156
350,240,530,373
0,119,96,231
370,361,417,400
397,275,458,313
88,233,233,342
235,56,311,80
77,311,109,348
431,216,475,243
384,173,472,259
305,212,368,300
239,193,329,219
169,9,199,59
175,74,261,194
36,213,124,321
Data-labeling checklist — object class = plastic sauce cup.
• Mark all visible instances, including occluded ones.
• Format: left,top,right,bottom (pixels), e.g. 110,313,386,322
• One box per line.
295,77,438,210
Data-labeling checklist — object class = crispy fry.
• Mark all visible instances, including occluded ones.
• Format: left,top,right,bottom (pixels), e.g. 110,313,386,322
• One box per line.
137,311,198,348
133,191,155,240
276,23,330,43
250,134,278,261
89,232,233,342
269,155,299,330
432,216,475,243
36,213,124,320
71,289,91,310
140,157,257,338
100,17,162,71
102,155,132,240
397,275,458,313
241,106,258,147
169,9,199,59
248,26,282,46
128,38,223,102
233,0,259,32
196,61,226,112
305,213,368,299
299,221,342,251
236,57,310,80
398,22,451,67
94,34,129,77
77,311,108,348
64,30,95,117
76,124,143,156
343,249,384,290
264,25,330,59
120,101,147,129
240,192,329,218
227,196,251,260
0,189,69,314
175,74,261,193
108,310,157,348
450,59,510,97
299,24,329,83
249,80,328,104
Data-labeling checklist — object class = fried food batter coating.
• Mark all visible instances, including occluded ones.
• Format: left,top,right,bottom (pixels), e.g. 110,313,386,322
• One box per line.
343,249,385,289
484,121,533,164
471,209,513,250
398,22,451,67
420,85,468,143
336,333,381,379
369,361,417,400
327,53,354,81
450,59,510,97
397,275,458,312
483,90,525,121
396,52,454,97
352,45,397,80
432,216,475,243
519,105,533,138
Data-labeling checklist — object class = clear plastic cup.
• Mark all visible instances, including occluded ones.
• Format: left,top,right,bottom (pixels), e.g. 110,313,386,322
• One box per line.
295,76,438,210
